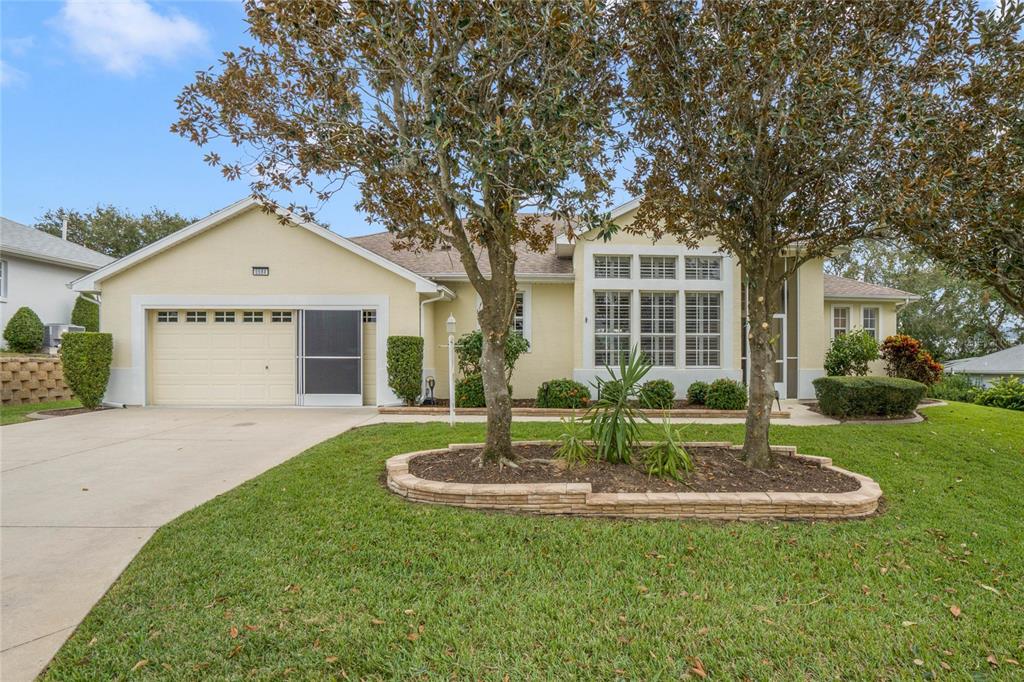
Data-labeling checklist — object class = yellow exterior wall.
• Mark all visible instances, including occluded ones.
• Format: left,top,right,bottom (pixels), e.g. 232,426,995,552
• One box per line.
823,300,900,375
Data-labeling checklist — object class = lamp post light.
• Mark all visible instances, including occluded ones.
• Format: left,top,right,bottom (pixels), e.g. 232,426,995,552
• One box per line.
446,314,456,426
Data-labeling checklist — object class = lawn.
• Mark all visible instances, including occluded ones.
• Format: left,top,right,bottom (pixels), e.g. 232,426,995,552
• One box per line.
0,399,81,426
45,403,1023,680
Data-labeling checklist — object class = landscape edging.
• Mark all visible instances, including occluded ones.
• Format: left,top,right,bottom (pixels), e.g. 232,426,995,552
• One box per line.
379,406,790,418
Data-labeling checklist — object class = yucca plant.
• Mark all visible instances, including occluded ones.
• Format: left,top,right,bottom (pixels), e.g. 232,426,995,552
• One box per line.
555,412,592,468
586,346,652,464
644,418,693,481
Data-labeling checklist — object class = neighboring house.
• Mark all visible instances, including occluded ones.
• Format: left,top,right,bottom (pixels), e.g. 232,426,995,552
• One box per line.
944,344,1024,387
0,217,114,342
71,197,919,407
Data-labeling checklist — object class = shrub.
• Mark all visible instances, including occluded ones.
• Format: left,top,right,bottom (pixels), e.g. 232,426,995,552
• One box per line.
555,413,592,467
704,378,748,410
973,376,1024,411
71,295,100,332
812,375,926,418
638,379,675,410
686,380,709,405
537,378,590,409
928,373,978,402
454,330,529,383
881,334,943,386
386,336,423,406
3,306,45,353
586,347,652,464
643,419,693,481
597,378,625,403
59,332,112,409
824,329,879,376
454,373,486,408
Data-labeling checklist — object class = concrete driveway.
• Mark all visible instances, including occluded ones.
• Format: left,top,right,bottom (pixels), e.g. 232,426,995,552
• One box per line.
0,406,377,681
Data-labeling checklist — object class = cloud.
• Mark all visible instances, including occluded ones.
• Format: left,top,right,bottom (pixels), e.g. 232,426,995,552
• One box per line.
3,36,35,58
56,0,207,75
0,59,27,87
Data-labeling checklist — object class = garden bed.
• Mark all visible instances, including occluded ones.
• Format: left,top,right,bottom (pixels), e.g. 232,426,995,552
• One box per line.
388,440,881,520
27,406,111,420
381,401,789,419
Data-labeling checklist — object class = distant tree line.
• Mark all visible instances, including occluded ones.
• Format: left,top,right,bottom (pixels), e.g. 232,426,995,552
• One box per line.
35,206,194,259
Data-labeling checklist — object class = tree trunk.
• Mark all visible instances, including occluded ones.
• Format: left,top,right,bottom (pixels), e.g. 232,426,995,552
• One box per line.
742,275,775,469
479,324,513,462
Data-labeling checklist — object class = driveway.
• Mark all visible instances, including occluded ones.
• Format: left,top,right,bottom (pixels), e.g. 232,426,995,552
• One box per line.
1,406,377,681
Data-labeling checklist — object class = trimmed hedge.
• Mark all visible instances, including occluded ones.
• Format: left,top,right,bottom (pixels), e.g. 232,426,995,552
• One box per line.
686,380,709,405
455,373,486,408
71,295,100,332
59,332,112,409
3,306,44,353
705,378,747,410
812,375,926,418
638,379,675,410
386,336,423,406
537,378,590,409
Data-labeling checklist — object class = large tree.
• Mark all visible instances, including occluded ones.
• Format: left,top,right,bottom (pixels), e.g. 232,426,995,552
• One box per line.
36,206,193,259
620,0,985,467
173,0,620,463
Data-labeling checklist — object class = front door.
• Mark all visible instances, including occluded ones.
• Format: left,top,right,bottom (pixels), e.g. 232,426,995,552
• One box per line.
297,310,362,406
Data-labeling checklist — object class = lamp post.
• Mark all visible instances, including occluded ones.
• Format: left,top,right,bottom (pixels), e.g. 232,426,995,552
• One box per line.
446,314,456,426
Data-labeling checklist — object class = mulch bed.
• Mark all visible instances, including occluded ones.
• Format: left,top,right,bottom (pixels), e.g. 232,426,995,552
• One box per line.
802,401,919,422
409,443,860,494
33,407,110,418
415,399,697,409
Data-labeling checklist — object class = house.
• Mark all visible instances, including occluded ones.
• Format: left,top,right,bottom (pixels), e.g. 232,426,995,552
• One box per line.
1,217,114,341
71,197,919,406
944,344,1024,387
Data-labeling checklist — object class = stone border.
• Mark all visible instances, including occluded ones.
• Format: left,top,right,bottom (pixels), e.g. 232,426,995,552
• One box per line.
379,406,790,419
386,441,881,521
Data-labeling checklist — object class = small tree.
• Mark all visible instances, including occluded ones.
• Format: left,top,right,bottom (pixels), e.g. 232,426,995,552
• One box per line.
386,336,424,406
59,332,112,409
3,307,44,353
174,0,621,464
454,330,529,386
71,295,100,332
825,330,879,377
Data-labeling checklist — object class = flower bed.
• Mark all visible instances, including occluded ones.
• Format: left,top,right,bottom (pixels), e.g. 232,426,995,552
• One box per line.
379,402,789,419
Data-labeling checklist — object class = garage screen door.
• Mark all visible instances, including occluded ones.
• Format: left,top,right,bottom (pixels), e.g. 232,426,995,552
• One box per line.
297,309,362,406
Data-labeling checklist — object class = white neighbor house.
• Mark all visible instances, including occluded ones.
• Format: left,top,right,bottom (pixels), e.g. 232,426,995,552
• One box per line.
0,217,114,342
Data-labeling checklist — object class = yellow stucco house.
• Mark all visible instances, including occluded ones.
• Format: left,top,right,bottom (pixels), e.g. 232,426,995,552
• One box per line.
72,197,918,407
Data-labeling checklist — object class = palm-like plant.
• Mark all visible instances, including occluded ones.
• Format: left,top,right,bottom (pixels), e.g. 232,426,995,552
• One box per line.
555,412,592,468
586,346,652,464
644,418,693,481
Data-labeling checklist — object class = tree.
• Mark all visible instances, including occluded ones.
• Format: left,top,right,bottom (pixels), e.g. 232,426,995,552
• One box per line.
36,206,193,259
71,295,100,332
173,0,620,463
620,1,981,467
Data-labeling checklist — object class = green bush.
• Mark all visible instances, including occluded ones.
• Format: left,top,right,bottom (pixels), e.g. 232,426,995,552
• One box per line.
386,336,423,406
555,413,592,467
454,329,529,383
704,378,747,410
597,378,625,403
71,295,100,332
638,379,675,409
59,332,112,409
643,419,693,481
928,373,978,402
881,334,943,386
537,378,590,409
812,375,925,418
3,306,45,353
454,373,486,408
973,376,1024,411
686,380,709,405
824,329,879,376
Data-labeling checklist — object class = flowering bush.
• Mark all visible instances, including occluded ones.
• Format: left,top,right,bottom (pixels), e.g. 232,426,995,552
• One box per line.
824,329,879,376
880,334,943,386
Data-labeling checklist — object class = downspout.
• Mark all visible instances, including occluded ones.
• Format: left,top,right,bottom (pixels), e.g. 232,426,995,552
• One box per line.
419,291,449,336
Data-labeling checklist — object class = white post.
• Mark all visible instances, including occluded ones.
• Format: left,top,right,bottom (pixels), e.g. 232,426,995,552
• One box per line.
446,314,456,427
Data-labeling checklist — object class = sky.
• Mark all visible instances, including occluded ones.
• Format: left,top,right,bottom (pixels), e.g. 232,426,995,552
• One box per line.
0,0,634,237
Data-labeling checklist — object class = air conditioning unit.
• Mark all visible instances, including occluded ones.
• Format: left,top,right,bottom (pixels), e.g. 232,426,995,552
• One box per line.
44,324,85,354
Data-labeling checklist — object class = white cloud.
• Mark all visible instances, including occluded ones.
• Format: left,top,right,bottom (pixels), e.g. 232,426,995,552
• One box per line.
3,36,35,58
0,59,27,87
56,0,207,76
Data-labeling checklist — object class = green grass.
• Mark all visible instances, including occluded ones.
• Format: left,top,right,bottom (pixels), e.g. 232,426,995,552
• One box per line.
0,399,81,426
46,404,1023,680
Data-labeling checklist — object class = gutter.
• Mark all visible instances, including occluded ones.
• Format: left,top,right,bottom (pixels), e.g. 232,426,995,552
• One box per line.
419,287,454,336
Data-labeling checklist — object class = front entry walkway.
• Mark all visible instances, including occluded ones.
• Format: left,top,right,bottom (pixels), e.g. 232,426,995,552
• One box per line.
0,406,377,682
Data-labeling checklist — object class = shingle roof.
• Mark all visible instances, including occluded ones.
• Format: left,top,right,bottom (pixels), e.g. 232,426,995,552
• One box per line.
944,344,1024,375
823,274,920,300
1,217,114,270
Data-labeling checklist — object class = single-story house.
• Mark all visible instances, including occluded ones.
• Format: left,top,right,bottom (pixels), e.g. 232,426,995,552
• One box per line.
1,217,114,342
944,344,1024,387
71,197,919,406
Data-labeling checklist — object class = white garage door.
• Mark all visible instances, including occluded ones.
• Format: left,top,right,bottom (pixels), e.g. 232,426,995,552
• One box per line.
149,310,296,406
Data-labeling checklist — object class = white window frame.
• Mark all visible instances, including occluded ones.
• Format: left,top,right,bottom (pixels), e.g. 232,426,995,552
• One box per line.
639,255,677,280
271,311,293,323
243,311,264,323
684,291,722,367
862,306,879,340
594,254,632,279
362,309,377,324
684,256,723,281
640,291,677,366
156,311,178,323
594,290,631,367
0,259,7,300
185,311,207,323
214,311,235,323
831,306,850,339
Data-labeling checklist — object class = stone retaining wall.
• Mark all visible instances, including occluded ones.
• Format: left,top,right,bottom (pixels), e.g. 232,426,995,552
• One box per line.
387,441,881,521
1,355,73,405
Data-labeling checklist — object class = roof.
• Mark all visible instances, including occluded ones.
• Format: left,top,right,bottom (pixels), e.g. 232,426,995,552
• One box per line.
0,217,114,270
944,344,1024,375
823,274,920,301
349,214,573,280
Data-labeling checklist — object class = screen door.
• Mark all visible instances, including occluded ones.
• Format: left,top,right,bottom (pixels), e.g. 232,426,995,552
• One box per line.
297,310,362,406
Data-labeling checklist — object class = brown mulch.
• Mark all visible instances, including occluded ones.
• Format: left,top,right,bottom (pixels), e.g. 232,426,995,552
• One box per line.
408,443,860,494
413,399,698,409
34,407,111,418
802,401,918,422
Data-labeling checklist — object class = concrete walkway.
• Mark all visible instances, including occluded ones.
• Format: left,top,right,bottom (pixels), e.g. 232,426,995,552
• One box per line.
0,406,377,682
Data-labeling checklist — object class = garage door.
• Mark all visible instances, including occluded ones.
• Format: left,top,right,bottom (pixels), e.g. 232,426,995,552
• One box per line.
149,310,296,405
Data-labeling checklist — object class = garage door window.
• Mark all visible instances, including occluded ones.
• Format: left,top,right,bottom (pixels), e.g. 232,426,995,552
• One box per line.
214,311,235,323
243,311,264,323
185,311,207,323
271,311,292,323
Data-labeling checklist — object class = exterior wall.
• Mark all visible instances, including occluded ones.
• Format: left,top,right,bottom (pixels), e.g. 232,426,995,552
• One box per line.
0,255,89,342
823,300,899,376
96,207,421,405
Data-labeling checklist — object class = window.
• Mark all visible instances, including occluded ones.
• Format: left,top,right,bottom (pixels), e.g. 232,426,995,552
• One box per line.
362,309,377,323
684,256,722,280
594,255,631,279
640,292,676,366
594,291,631,366
271,311,292,323
214,311,235,323
185,311,207,323
243,311,264,323
640,255,677,280
685,292,721,366
511,292,525,337
156,311,178,323
0,259,7,298
862,307,879,340
832,307,850,338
